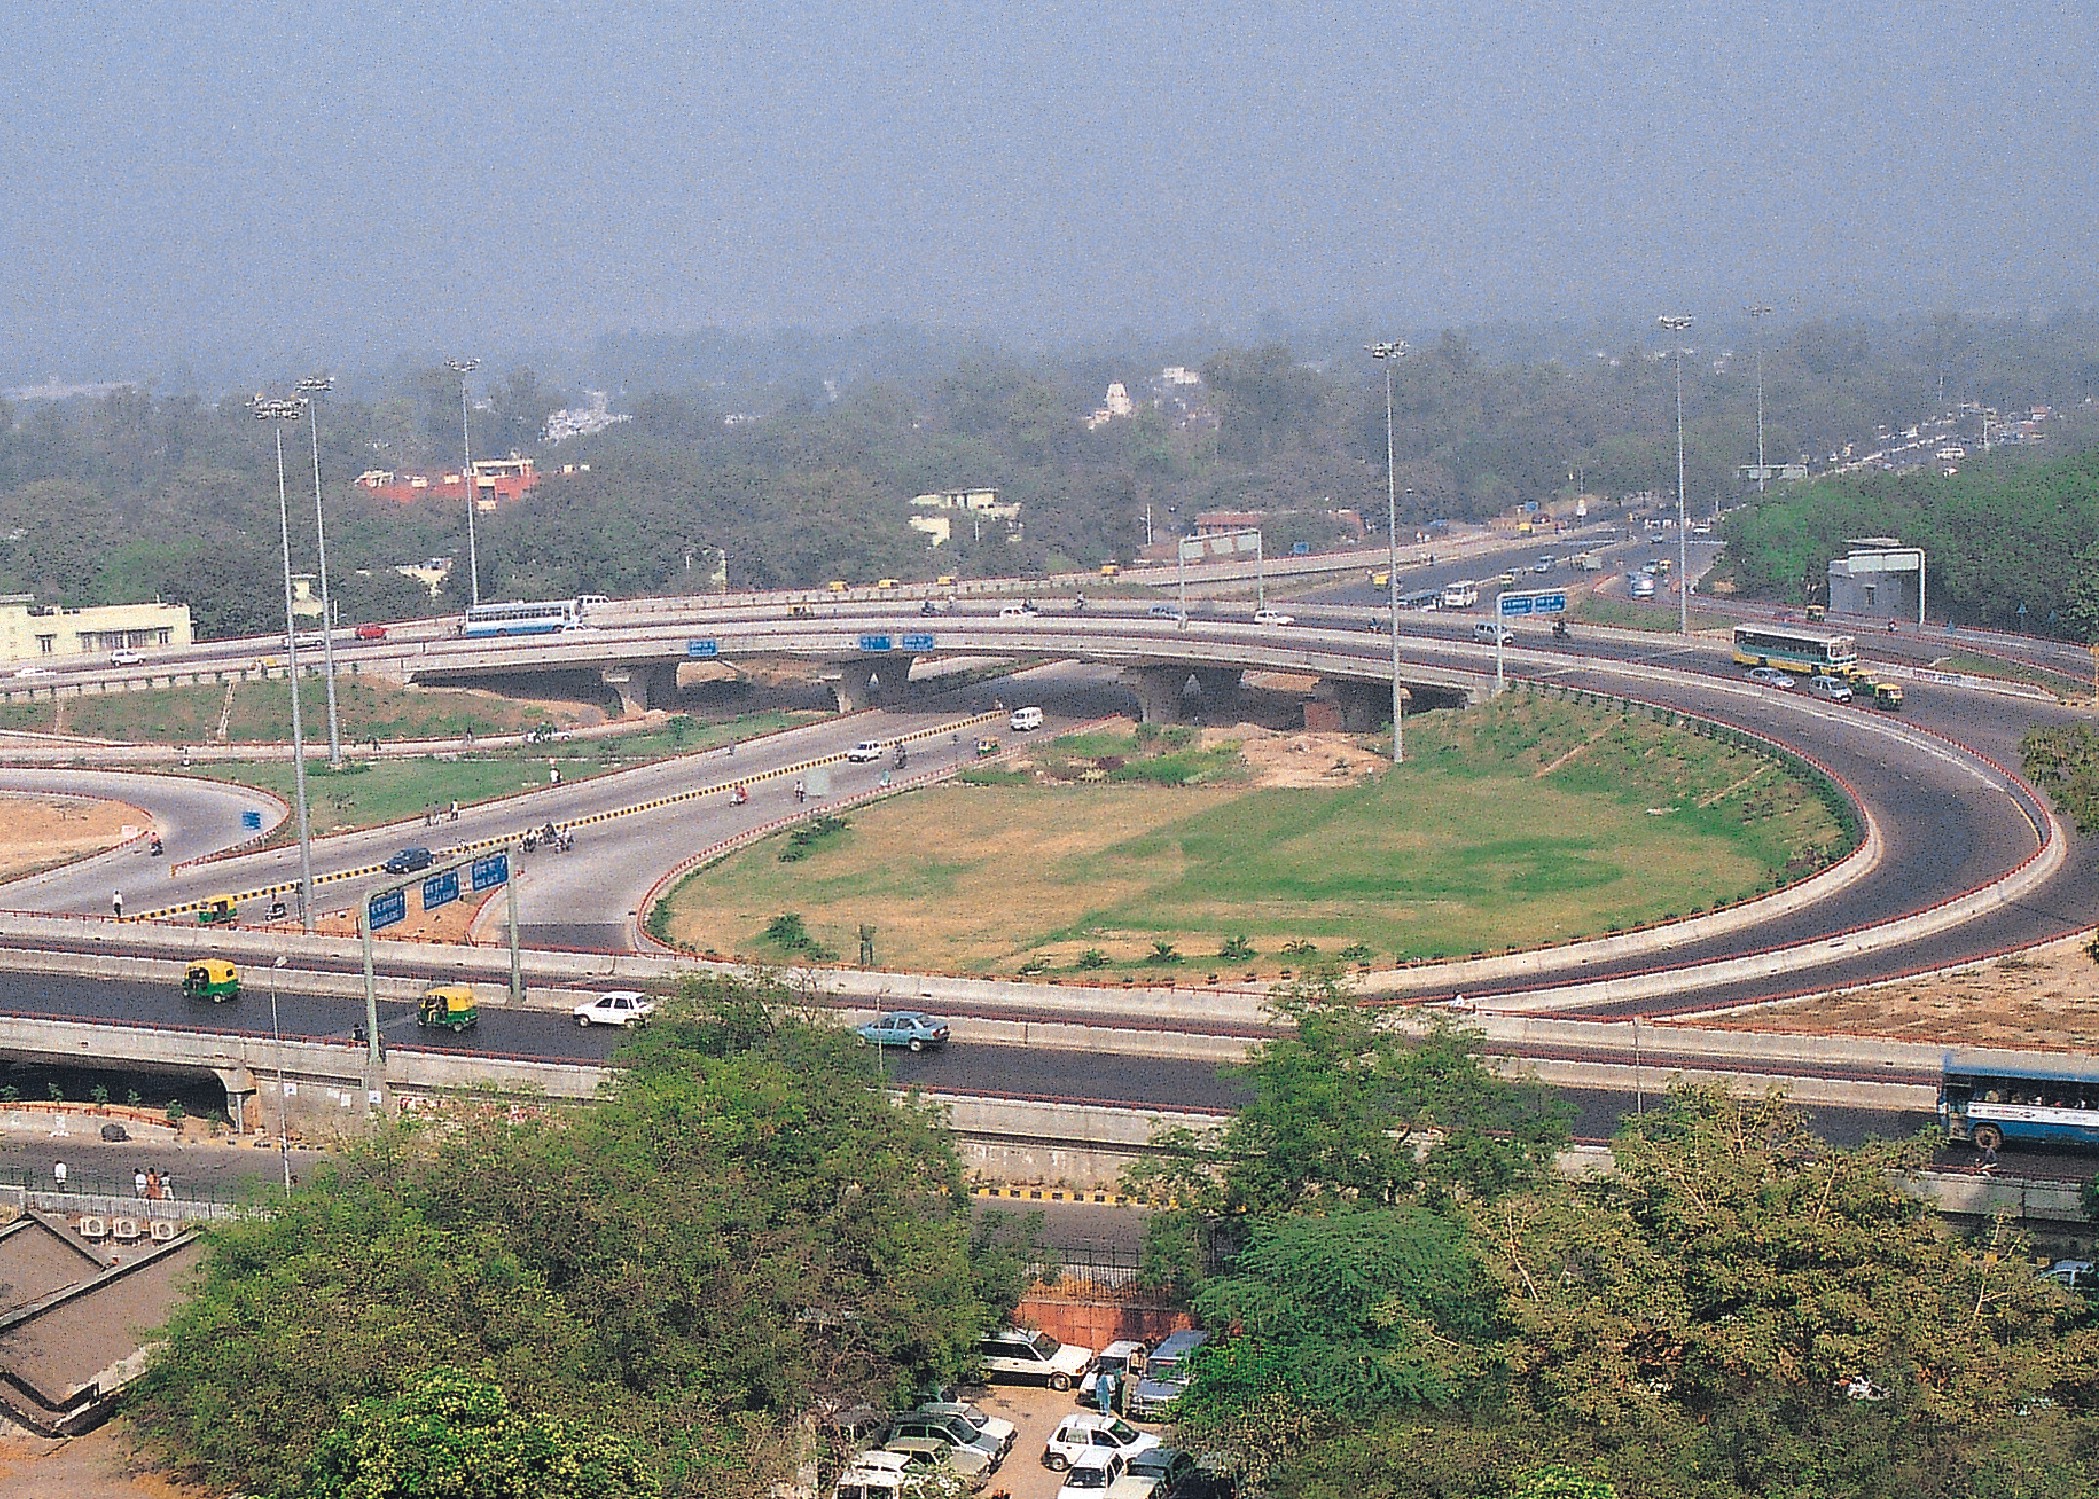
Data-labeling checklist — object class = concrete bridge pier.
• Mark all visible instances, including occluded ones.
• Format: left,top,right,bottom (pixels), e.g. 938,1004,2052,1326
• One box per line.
1123,665,1192,723
1188,667,1243,725
600,663,679,717
1327,680,1399,733
830,660,880,713
214,1065,256,1136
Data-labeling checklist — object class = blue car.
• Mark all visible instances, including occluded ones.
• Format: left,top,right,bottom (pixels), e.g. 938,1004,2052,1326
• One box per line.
383,846,434,874
857,1012,951,1052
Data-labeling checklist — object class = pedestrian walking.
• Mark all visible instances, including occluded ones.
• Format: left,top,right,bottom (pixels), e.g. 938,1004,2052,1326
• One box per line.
146,1169,161,1200
111,889,123,919
52,1160,66,1190
134,1167,147,1197
549,766,561,786
1980,1141,2000,1176
160,1171,173,1199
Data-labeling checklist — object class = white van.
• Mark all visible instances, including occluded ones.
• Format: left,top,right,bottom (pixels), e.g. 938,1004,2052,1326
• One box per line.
1009,706,1044,732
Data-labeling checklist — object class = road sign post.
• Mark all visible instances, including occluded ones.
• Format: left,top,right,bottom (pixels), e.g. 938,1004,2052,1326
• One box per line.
1494,589,1569,694
357,843,524,1081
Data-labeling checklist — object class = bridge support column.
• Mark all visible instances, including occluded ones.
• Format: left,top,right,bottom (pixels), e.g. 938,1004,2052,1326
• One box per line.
1123,666,1191,723
830,661,879,713
1188,668,1243,725
213,1065,257,1137
600,663,679,717
1311,680,1400,733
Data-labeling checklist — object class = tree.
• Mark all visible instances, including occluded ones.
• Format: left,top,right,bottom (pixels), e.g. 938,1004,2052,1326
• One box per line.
1128,970,1570,1221
131,974,994,1498
306,1368,655,1499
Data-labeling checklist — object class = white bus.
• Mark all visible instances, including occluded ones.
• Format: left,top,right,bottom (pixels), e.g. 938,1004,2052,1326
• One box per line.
1732,626,1860,677
459,600,579,638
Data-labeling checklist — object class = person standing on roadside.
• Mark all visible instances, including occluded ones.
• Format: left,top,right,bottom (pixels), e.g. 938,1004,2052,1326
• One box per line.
134,1167,147,1197
111,889,123,919
52,1160,66,1190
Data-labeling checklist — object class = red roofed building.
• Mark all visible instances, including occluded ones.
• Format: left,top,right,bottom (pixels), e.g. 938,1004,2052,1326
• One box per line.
354,457,540,510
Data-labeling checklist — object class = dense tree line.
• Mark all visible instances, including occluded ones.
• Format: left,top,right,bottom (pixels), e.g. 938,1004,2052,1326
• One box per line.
2,312,2096,635
1713,445,2099,636
128,976,1011,1499
1134,973,2099,1499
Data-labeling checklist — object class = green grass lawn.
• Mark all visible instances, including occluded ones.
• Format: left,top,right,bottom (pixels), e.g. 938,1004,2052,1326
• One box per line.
1573,595,1737,634
184,710,815,837
1934,651,2091,698
0,677,594,745
655,695,1854,974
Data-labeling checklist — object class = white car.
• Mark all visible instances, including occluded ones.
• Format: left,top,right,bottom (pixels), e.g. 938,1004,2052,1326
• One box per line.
110,649,144,666
1746,666,1794,690
915,1399,1017,1457
1251,608,1294,626
1043,1413,1159,1472
12,666,50,679
572,990,654,1028
1058,1450,1126,1497
1808,674,1853,703
1471,623,1515,645
847,739,886,762
978,1328,1094,1391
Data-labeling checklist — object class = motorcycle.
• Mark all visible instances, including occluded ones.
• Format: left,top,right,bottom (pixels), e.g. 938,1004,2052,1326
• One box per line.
894,745,908,769
1552,618,1569,640
731,784,750,806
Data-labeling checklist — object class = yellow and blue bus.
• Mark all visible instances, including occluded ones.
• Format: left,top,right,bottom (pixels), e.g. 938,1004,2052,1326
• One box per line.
1941,1058,2099,1152
460,600,579,638
1732,625,1859,677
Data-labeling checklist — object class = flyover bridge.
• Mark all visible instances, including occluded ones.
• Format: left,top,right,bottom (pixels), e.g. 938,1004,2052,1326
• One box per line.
396,615,1480,720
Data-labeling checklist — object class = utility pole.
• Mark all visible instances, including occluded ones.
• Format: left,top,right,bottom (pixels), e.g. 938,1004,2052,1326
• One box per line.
1745,304,1773,496
296,375,344,767
254,397,317,931
1659,315,1695,636
446,358,482,606
1368,341,1409,762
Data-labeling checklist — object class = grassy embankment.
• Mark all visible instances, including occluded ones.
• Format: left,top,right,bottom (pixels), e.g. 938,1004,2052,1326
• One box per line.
653,694,1854,976
0,677,581,745
184,710,815,837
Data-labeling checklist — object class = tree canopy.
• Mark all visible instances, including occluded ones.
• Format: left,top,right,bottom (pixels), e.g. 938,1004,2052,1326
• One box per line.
129,974,992,1499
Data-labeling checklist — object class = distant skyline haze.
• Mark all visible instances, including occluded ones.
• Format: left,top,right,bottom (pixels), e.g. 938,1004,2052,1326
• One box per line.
2,0,2092,382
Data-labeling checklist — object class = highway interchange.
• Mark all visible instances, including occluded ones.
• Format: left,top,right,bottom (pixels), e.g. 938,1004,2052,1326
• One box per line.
0,531,2091,1172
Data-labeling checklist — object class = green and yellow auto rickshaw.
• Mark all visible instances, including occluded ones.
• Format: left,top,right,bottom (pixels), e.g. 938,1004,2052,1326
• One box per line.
1869,680,1905,713
416,985,479,1032
181,959,241,1003
198,894,239,926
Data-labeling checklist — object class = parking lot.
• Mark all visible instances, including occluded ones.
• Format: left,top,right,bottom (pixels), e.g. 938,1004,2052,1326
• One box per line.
959,1380,1162,1499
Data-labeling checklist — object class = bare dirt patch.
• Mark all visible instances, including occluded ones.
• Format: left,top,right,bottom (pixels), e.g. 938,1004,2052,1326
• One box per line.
1688,933,2099,1052
0,1425,205,1499
0,793,149,882
1205,725,1390,788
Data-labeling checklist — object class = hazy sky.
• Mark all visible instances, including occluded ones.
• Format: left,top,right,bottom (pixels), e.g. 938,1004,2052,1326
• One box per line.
2,0,2094,380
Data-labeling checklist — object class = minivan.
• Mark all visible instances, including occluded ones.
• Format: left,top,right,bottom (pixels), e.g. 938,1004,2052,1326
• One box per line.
1471,623,1514,645
1009,706,1043,732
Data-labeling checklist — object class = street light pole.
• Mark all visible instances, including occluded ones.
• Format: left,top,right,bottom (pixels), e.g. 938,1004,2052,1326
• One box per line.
1368,341,1409,762
296,375,344,768
445,358,482,607
269,956,292,1198
1746,303,1773,495
1659,316,1695,636
254,397,318,931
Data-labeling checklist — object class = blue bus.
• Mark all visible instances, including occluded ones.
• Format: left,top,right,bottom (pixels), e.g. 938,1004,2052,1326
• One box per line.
459,600,578,639
1939,1057,2099,1152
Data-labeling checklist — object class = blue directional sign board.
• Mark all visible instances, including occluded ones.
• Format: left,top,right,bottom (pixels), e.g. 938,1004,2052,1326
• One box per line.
1499,590,1568,618
421,869,460,911
901,633,935,651
241,810,264,831
686,639,719,659
470,852,509,892
368,888,406,931
858,634,894,652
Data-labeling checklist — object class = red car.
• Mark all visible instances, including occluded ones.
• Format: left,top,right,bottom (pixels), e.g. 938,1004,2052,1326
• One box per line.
354,623,388,641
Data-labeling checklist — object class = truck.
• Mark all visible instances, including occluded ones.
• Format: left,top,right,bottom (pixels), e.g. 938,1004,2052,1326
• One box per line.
1571,552,1604,572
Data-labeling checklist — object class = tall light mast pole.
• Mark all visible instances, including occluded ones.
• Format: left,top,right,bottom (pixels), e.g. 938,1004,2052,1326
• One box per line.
445,358,481,607
296,375,344,768
1746,303,1773,494
1368,341,1409,762
1659,315,1695,636
254,397,318,931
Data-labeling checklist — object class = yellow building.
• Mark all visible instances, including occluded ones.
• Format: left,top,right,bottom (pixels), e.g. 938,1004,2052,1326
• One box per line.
0,595,193,663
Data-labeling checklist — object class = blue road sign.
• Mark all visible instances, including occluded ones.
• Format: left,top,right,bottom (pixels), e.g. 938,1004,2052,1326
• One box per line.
858,634,894,652
1498,589,1568,618
901,633,936,651
470,852,509,892
368,888,406,931
422,869,460,911
241,810,264,831
686,639,719,659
